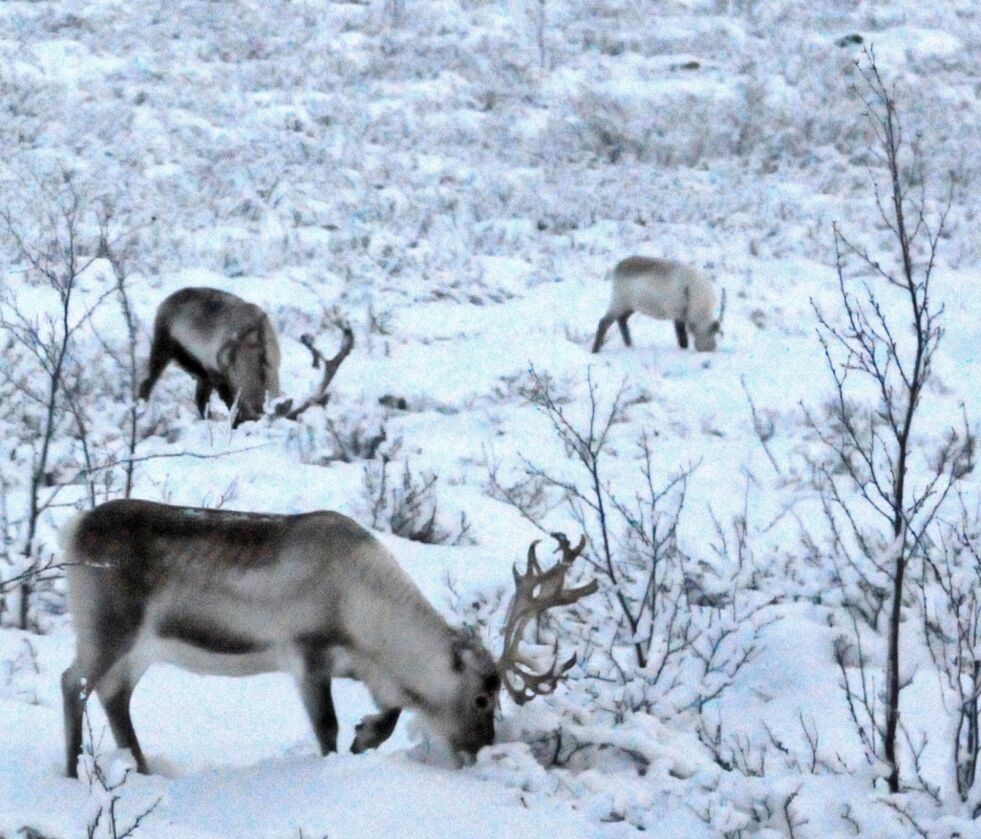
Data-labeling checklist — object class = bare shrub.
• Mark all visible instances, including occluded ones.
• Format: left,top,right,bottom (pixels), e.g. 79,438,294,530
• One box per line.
363,449,473,545
921,494,981,808
0,174,163,629
78,708,160,839
489,367,772,720
323,413,389,463
0,173,114,628
14,705,160,838
807,51,973,794
96,210,143,500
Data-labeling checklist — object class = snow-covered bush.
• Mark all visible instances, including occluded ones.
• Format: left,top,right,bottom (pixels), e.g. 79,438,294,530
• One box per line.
0,173,146,628
486,368,774,772
363,449,474,545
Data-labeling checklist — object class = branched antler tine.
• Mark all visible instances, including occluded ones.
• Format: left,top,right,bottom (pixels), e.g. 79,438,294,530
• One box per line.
498,533,597,705
284,322,355,421
554,578,599,605
550,531,586,565
526,539,542,575
300,333,322,368
505,646,578,703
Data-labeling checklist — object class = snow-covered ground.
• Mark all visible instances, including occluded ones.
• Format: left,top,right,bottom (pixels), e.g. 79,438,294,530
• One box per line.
1,0,979,836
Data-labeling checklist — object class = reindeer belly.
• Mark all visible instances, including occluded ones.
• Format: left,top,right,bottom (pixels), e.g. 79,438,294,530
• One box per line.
632,287,678,320
143,632,288,677
139,592,304,678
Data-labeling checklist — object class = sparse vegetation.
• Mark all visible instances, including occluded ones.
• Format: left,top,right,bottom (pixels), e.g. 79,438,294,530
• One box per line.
807,52,973,794
0,1,977,836
363,449,473,545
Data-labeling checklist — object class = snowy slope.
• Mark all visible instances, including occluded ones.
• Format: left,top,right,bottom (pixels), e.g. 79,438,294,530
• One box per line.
0,0,980,836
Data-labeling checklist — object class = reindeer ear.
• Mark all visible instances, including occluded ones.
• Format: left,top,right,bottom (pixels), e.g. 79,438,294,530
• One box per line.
217,337,237,370
240,324,262,347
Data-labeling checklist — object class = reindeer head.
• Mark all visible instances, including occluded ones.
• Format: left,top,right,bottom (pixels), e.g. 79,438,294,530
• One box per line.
434,533,595,761
413,531,598,763
691,286,726,352
433,633,501,759
217,322,269,420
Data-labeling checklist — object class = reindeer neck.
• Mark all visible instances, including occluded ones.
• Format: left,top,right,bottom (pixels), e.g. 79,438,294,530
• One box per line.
342,553,456,707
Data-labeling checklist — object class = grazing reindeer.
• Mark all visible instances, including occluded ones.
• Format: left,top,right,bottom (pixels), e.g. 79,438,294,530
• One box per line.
592,257,725,353
59,500,595,777
138,288,281,425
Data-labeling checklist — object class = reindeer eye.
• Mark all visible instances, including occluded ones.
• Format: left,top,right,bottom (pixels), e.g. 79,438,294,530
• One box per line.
474,694,490,710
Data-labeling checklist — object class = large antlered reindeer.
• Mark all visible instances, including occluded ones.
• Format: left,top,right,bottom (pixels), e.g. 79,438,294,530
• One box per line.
59,502,595,776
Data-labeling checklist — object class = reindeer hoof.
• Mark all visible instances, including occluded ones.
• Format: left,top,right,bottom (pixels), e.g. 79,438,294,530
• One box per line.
350,722,368,754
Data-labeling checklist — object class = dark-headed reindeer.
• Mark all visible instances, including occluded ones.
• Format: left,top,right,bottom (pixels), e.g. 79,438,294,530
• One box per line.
139,288,280,424
139,287,354,425
59,500,595,777
592,256,726,354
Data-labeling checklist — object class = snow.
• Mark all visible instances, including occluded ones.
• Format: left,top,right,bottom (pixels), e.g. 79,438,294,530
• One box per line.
0,0,980,835
0,633,596,839
870,27,965,68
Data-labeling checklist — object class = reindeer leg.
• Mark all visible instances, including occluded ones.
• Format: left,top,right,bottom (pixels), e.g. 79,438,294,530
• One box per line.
96,668,148,774
351,708,401,754
295,645,339,754
617,311,633,346
299,674,339,755
61,653,123,778
194,378,213,418
592,315,615,353
63,567,147,779
138,329,173,401
215,380,235,411
674,320,689,349
61,664,90,779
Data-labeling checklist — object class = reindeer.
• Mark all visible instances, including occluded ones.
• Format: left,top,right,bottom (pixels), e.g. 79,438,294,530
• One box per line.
592,256,726,354
139,288,355,426
138,288,281,425
59,500,595,777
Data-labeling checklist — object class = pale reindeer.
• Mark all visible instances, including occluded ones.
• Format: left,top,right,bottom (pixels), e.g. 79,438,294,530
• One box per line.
139,287,354,425
59,501,595,777
592,256,726,353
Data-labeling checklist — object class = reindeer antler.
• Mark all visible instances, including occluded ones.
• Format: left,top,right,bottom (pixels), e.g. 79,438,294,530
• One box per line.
300,333,322,369
275,322,355,420
717,287,727,326
498,533,598,705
